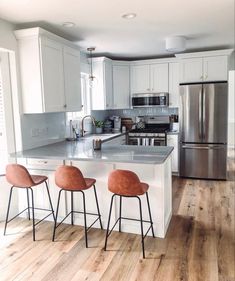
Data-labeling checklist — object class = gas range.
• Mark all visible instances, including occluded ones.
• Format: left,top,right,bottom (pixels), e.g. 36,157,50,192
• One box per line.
128,116,170,146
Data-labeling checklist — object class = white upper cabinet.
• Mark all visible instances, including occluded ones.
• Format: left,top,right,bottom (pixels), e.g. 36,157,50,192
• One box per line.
131,63,168,94
151,63,169,92
112,64,130,109
15,27,82,114
131,64,150,93
180,58,203,83
203,56,228,81
91,58,113,110
63,46,82,112
169,62,180,107
176,50,233,83
40,37,65,112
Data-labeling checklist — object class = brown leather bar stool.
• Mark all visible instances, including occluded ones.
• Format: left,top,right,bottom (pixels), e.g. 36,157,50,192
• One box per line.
4,164,55,241
53,165,103,247
104,169,155,258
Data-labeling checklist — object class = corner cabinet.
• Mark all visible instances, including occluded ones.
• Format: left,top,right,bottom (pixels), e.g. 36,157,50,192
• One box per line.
91,57,113,110
112,63,130,109
15,28,82,114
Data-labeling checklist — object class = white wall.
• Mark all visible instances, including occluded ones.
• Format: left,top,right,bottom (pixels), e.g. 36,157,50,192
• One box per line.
21,113,66,149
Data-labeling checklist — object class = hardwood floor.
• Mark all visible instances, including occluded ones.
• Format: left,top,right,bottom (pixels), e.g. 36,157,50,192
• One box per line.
0,157,234,281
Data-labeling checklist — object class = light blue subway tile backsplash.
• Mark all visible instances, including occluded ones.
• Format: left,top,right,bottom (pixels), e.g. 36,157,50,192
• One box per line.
92,107,178,121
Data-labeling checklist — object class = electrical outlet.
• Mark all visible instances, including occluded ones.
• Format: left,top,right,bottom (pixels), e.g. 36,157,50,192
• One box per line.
31,128,39,137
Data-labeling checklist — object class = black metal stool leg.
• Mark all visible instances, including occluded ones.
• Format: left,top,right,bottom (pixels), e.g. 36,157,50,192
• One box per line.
137,196,145,259
26,188,31,220
4,186,14,235
45,181,55,221
52,189,63,241
71,191,74,225
81,191,88,248
93,185,103,229
29,187,35,241
146,192,155,238
104,194,115,251
119,195,122,232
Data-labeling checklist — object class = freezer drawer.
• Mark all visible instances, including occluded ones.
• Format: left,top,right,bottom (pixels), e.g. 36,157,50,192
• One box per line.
180,143,227,179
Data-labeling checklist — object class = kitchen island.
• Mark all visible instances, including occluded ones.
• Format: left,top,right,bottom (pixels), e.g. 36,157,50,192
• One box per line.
13,137,173,238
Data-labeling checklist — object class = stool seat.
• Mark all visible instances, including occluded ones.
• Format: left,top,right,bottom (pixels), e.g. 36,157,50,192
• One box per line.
108,169,149,196
55,166,96,191
31,175,48,186
85,178,96,188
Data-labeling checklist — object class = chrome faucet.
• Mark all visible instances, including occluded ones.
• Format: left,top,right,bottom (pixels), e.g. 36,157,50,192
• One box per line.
81,115,96,137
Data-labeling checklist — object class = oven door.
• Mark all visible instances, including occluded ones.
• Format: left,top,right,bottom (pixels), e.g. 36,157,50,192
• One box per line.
128,136,166,146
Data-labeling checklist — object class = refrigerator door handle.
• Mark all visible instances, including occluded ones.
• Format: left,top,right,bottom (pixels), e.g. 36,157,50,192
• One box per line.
181,145,224,150
199,88,203,140
202,86,206,140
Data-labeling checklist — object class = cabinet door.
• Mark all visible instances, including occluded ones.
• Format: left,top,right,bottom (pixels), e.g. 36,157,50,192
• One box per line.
180,58,203,83
63,46,82,112
113,65,130,109
91,59,113,110
203,56,228,81
167,134,179,173
131,65,150,94
150,63,169,92
104,60,113,109
40,37,65,112
169,62,180,107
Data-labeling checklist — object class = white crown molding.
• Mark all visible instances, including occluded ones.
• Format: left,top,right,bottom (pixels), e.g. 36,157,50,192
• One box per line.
14,27,80,50
175,49,234,59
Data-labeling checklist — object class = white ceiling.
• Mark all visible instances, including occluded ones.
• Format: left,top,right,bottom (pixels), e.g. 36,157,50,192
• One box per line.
0,0,234,59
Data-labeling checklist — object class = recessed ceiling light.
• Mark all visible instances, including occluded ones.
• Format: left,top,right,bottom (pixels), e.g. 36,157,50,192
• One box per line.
122,13,137,19
62,22,75,28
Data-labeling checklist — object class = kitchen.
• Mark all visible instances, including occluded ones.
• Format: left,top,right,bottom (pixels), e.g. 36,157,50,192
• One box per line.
0,1,234,280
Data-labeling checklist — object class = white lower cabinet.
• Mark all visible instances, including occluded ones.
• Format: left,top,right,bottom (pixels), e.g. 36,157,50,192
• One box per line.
167,134,179,173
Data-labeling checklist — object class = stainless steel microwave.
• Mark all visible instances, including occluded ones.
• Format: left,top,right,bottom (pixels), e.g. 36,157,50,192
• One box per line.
132,93,169,108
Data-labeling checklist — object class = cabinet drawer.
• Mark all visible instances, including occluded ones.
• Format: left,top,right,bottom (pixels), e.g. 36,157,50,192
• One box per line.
26,158,63,170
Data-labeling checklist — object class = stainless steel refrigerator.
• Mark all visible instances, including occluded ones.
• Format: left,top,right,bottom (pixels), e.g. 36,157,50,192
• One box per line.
179,82,228,180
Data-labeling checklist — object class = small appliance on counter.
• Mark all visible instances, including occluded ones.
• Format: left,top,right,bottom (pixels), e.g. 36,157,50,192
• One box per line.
121,118,134,131
112,116,121,133
103,119,113,133
170,114,179,132
135,116,145,130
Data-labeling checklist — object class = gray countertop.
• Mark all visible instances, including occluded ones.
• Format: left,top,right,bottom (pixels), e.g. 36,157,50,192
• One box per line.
12,134,173,165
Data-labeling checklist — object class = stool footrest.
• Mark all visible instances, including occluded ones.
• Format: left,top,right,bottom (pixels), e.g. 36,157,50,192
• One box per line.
54,210,101,232
106,216,153,238
5,207,54,225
